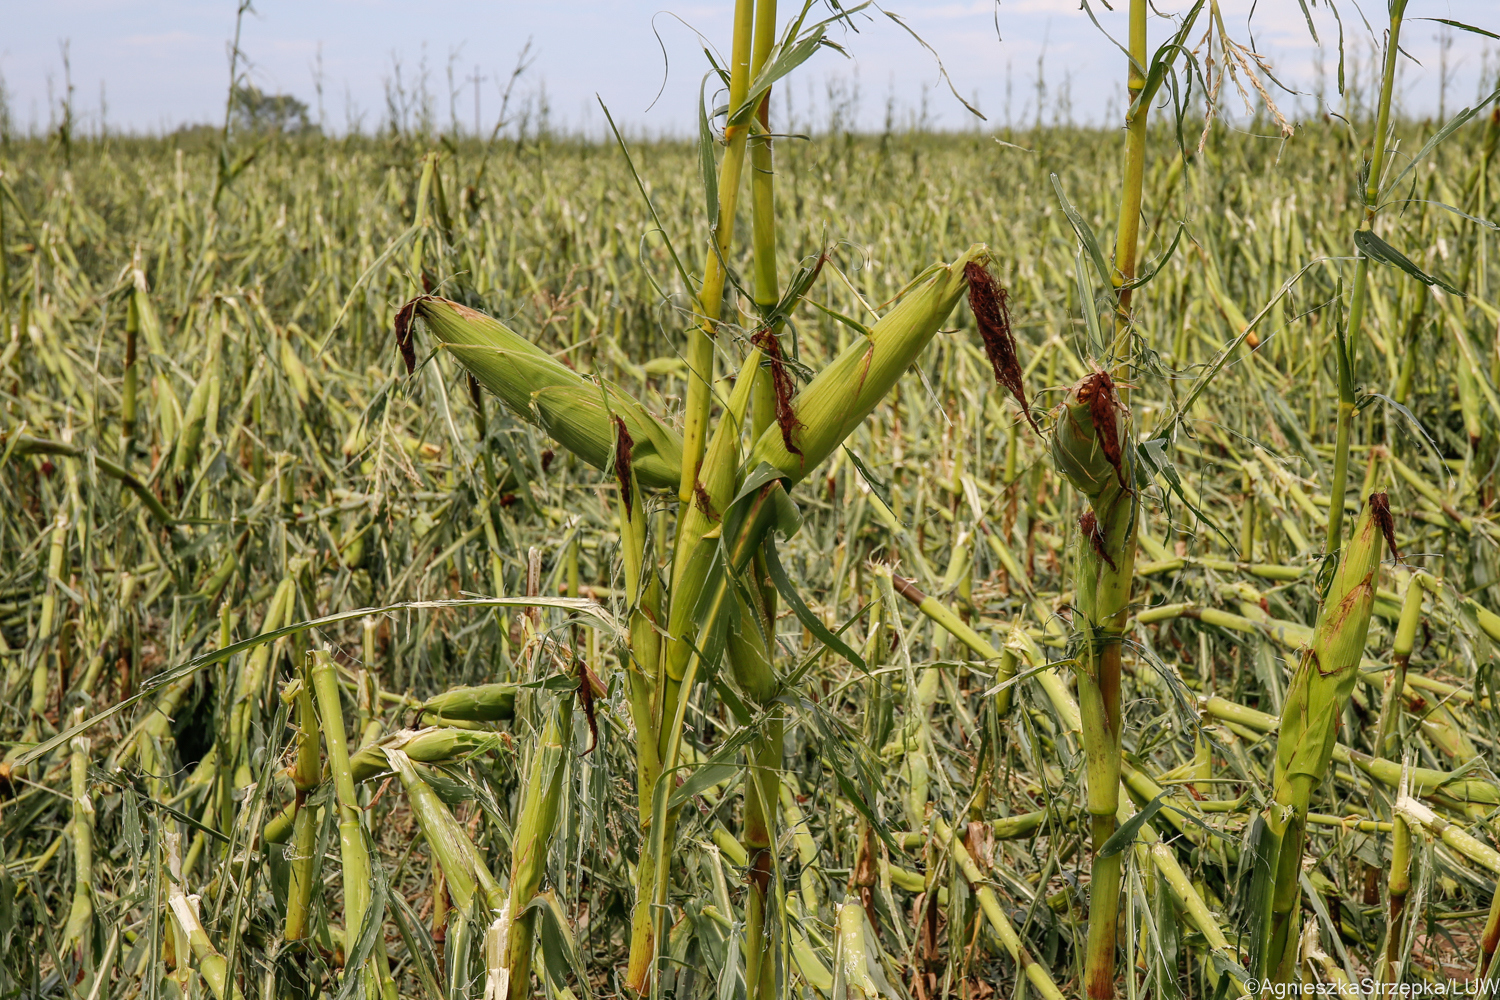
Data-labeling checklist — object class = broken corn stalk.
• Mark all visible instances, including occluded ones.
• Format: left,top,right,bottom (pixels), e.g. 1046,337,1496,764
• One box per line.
1255,494,1389,982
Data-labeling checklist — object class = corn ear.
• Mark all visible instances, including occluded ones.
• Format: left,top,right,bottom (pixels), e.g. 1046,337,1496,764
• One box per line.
1050,370,1129,497
500,702,572,1000
349,726,503,783
1275,494,1389,794
419,682,517,722
384,747,504,913
395,296,682,489
745,245,988,484
1255,493,1390,981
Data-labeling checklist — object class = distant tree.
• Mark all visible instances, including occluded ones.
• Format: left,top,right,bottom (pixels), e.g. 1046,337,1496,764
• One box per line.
231,86,315,135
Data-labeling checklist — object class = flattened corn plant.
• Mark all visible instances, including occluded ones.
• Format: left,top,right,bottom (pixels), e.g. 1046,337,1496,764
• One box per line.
2,1,1500,998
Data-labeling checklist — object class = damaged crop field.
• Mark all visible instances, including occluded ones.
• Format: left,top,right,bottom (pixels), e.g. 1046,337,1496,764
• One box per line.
2,2,1500,998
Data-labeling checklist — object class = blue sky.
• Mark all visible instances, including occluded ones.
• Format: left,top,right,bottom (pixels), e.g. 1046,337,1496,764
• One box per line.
2,1,1496,137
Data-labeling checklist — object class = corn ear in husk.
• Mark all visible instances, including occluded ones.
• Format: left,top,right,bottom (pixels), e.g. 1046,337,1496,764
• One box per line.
395,296,682,489
350,726,503,783
1253,493,1392,981
384,747,504,913
745,245,989,485
1275,494,1390,793
1050,370,1129,498
419,683,517,722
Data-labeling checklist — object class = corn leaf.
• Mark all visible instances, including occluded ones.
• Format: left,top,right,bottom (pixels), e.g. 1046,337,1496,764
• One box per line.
1353,229,1464,295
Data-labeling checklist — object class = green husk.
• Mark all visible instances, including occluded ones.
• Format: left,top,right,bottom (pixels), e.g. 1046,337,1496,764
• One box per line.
1255,493,1388,982
1050,371,1129,498
397,296,682,489
419,683,517,722
498,701,572,1000
744,245,989,484
384,747,504,913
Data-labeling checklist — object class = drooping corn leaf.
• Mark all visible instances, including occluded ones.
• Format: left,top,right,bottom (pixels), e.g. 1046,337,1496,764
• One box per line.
1353,229,1464,295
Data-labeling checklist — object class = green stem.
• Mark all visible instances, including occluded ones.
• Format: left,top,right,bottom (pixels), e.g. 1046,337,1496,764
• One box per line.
743,6,782,995
62,709,94,963
311,649,384,994
503,699,573,1000
1109,0,1149,357
283,669,322,944
749,0,781,446
1327,3,1404,553
1083,0,1157,987
742,719,782,1000
678,0,756,502
1374,573,1426,758
621,453,666,995
1381,813,1411,984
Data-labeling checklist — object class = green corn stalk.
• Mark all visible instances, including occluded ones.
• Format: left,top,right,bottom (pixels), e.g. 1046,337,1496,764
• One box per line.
310,648,394,998
657,348,762,726
1379,770,1413,986
1325,1,1407,554
677,0,757,502
1374,572,1430,758
1254,495,1388,982
384,746,505,913
62,708,94,959
212,605,236,843
831,901,889,1000
165,830,246,1000
282,672,321,944
617,414,669,994
741,4,785,991
120,261,141,456
1051,368,1138,1000
933,814,1065,1000
668,252,981,855
173,310,222,480
231,571,298,785
640,346,764,989
24,512,69,747
1053,0,1205,990
493,697,572,1000
639,248,985,991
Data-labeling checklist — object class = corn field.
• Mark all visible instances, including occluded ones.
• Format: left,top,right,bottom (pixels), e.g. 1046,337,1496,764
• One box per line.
3,2,1500,998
